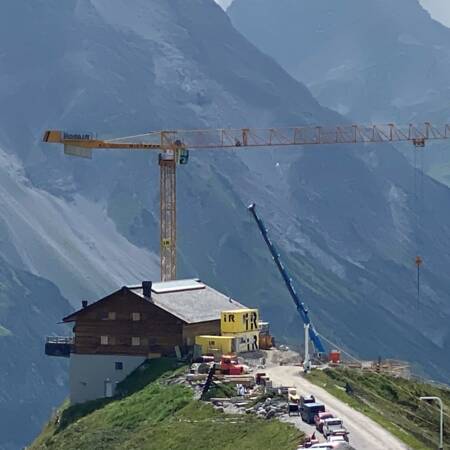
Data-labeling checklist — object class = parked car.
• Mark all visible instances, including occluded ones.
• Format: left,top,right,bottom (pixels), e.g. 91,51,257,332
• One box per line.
329,431,349,443
323,418,347,438
314,411,334,432
299,394,316,410
327,435,347,444
301,402,326,424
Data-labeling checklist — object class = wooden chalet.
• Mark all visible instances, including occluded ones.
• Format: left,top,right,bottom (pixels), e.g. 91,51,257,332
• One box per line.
60,279,246,357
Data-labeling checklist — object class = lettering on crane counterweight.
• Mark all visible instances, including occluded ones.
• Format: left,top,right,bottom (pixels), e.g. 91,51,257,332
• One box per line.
63,132,93,141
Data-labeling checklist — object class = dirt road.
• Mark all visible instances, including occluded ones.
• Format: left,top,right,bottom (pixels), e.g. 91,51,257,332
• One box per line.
265,365,410,450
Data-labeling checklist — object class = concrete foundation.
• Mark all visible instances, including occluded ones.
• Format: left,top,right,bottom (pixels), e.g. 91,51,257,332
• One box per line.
69,353,146,404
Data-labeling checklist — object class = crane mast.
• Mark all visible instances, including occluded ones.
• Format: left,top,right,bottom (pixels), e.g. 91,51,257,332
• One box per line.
42,122,450,282
159,155,177,281
247,203,325,354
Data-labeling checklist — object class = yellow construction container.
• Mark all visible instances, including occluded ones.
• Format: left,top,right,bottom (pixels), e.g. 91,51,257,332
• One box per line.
221,309,259,334
223,330,260,353
195,335,235,355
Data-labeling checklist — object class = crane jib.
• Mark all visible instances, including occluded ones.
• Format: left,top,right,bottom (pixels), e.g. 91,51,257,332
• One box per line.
248,203,325,354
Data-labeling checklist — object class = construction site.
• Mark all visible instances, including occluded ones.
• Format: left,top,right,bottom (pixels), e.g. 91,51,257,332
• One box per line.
5,2,450,449
42,122,450,450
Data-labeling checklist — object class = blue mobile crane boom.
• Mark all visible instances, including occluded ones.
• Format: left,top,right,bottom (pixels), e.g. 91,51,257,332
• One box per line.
248,203,325,354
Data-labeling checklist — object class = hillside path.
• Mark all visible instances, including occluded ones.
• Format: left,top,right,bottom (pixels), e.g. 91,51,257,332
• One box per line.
264,365,410,450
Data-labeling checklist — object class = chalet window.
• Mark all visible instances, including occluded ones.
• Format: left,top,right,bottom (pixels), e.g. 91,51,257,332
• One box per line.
100,335,109,345
131,312,141,321
115,362,123,370
131,336,141,346
99,311,116,320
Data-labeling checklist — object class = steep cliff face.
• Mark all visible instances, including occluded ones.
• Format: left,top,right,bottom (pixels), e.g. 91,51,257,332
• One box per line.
1,1,450,447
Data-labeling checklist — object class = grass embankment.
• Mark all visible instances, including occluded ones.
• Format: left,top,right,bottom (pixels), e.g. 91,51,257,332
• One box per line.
31,358,303,450
306,368,449,449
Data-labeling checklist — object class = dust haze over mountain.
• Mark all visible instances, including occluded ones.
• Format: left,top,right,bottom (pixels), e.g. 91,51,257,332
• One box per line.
229,0,450,183
229,0,450,122
1,0,450,448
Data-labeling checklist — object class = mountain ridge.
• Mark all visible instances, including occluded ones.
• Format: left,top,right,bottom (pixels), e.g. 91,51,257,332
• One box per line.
1,1,450,448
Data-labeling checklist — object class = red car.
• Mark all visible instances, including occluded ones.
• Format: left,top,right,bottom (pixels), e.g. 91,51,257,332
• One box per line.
314,411,334,432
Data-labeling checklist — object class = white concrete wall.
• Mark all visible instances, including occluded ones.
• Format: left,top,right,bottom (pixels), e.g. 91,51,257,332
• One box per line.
69,353,146,404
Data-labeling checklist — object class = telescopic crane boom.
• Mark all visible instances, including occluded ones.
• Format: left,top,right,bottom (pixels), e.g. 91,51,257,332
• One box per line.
248,203,325,354
43,122,450,281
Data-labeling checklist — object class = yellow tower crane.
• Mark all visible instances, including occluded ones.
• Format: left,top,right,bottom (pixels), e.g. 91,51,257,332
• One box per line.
43,122,450,281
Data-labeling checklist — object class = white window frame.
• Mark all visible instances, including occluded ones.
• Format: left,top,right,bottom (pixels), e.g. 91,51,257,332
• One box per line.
131,312,141,321
108,312,116,320
131,336,141,346
100,335,109,345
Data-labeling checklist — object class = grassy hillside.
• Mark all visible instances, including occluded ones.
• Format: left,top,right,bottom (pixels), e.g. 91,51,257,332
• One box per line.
306,368,449,449
31,358,303,450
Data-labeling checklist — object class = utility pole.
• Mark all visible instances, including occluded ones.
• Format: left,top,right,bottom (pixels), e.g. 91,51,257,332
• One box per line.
420,396,444,450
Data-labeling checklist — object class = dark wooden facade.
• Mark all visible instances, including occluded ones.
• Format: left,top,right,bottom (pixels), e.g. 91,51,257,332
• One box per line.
64,288,220,357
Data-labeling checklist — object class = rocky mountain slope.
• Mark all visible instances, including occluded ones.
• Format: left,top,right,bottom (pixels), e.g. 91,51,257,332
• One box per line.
0,258,72,450
1,0,450,447
229,0,450,123
228,0,450,183
0,148,159,304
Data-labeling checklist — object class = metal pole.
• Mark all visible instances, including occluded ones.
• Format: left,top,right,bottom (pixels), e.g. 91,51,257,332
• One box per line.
304,323,310,372
420,396,444,449
439,397,444,450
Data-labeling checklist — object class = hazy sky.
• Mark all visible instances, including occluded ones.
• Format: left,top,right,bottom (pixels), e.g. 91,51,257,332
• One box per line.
215,0,450,27
420,0,450,26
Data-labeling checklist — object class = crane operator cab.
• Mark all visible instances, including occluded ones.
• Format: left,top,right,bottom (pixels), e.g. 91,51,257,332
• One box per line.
174,139,189,165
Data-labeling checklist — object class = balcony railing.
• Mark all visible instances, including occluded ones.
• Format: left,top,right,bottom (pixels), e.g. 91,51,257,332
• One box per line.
46,336,74,344
45,336,73,357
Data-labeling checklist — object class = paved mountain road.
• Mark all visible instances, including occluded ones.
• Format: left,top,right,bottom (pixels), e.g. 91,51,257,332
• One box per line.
265,365,410,450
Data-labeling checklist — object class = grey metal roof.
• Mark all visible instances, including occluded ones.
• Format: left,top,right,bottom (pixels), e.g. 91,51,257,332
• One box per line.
151,279,206,293
129,279,247,324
